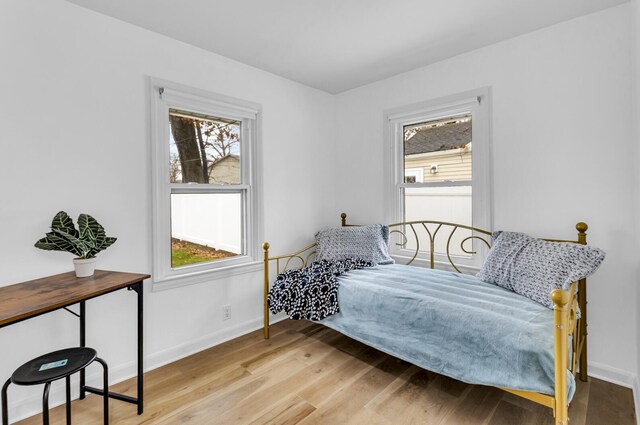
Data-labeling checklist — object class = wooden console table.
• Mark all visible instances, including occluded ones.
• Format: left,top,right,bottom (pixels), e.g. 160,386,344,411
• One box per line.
0,270,150,415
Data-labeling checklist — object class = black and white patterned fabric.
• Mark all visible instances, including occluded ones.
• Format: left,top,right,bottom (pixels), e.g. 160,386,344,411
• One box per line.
476,231,606,309
315,224,394,265
268,259,372,321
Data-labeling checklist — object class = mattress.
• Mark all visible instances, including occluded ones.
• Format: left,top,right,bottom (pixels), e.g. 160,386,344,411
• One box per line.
319,263,575,400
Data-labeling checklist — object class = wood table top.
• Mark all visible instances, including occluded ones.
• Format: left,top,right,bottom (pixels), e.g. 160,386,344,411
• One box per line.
0,270,150,328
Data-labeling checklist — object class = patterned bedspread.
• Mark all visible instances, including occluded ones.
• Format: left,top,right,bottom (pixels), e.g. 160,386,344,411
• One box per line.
267,259,372,321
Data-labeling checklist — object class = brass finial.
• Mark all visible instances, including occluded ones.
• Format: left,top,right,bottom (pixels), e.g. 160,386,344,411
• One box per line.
262,242,270,251
576,222,588,233
341,212,347,226
551,289,570,307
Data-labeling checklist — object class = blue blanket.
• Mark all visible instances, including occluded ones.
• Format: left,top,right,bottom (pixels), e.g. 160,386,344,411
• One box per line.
320,263,575,400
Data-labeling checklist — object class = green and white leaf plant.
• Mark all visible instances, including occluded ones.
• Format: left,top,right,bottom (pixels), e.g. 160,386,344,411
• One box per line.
35,211,117,277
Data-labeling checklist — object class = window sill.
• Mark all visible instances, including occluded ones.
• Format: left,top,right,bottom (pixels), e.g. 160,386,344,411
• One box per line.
152,260,263,292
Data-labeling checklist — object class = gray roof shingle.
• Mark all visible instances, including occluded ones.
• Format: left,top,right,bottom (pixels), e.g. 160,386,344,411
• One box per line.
404,120,471,155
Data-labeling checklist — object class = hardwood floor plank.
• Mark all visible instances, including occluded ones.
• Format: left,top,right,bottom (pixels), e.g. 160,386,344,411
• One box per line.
248,396,316,425
369,366,462,425
14,320,637,425
567,378,591,425
133,365,251,424
154,374,272,424
487,400,527,425
440,385,503,425
498,392,554,425
130,326,328,424
152,355,314,425
297,323,325,336
434,373,469,399
241,328,332,372
297,356,411,424
344,408,393,425
296,347,386,407
204,348,356,424
586,377,636,425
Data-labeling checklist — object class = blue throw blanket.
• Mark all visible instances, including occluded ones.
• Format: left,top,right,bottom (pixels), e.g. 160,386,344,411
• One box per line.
320,264,575,400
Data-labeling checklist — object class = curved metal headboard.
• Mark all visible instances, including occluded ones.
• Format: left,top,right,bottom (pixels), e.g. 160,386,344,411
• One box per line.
339,213,587,272
263,242,318,275
266,213,587,275
263,216,493,274
385,220,492,272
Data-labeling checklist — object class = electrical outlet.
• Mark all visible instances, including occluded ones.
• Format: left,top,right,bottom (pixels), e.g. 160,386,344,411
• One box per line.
223,304,231,321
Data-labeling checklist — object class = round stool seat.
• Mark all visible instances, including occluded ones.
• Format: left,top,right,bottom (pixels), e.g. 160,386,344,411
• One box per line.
11,347,97,386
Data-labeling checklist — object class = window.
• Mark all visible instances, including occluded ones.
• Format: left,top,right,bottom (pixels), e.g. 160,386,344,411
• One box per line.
404,168,423,183
150,78,263,287
384,89,492,270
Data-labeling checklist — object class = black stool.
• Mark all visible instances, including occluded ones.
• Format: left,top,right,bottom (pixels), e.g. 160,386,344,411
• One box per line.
1,347,108,425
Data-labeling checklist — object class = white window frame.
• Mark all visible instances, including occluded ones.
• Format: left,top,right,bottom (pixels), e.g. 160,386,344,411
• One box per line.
149,77,263,289
383,88,493,271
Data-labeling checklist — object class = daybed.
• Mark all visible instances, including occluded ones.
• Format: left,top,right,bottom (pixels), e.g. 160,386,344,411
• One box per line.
262,213,590,425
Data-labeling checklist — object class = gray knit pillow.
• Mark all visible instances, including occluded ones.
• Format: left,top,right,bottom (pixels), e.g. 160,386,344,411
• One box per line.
476,231,605,309
315,225,394,265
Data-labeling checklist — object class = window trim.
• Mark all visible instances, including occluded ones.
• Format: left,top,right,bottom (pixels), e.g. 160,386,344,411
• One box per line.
148,77,263,289
383,88,493,270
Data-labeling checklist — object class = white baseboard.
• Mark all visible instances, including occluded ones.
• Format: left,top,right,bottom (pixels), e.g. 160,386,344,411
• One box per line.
588,360,637,388
7,315,287,424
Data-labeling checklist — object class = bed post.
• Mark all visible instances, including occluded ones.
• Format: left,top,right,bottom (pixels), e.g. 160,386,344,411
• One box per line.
576,222,588,382
263,242,270,339
341,212,347,227
552,289,570,425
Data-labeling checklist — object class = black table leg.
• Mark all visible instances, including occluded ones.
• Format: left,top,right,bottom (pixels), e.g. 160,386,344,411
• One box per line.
2,379,11,425
65,375,71,425
78,280,144,415
127,281,144,414
42,382,51,425
79,300,86,400
136,282,144,415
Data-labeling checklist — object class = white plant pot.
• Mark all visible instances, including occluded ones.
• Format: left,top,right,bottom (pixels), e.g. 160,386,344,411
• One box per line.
73,257,97,277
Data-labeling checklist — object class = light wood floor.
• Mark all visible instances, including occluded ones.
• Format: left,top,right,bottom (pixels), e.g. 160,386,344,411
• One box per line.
16,320,637,425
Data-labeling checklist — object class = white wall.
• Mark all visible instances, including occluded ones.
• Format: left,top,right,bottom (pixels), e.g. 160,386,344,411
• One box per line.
633,0,640,419
0,0,337,421
335,3,639,386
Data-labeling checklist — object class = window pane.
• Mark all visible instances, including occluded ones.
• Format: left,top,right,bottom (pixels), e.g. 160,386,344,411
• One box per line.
403,115,472,184
170,193,243,268
169,109,241,184
402,186,472,256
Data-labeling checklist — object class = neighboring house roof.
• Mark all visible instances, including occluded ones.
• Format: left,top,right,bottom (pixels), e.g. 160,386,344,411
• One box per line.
210,154,239,166
405,120,471,155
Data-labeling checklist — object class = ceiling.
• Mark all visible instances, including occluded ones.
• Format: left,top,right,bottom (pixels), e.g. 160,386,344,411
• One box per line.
67,0,627,94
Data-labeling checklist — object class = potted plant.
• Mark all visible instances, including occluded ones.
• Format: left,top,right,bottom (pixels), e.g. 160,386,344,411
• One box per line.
35,211,117,277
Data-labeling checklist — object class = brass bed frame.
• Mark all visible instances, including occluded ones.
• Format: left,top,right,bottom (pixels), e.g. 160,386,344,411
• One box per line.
262,213,589,425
